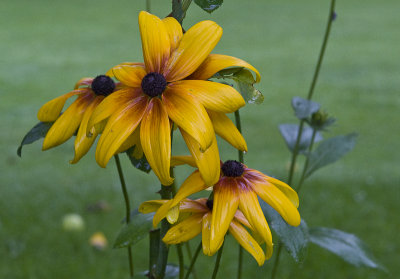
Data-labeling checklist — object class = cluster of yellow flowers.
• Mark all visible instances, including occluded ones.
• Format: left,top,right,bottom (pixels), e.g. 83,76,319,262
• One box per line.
37,11,300,265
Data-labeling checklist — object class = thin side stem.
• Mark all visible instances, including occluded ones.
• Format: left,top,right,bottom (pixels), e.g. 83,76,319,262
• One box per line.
211,242,225,279
176,244,185,279
114,155,134,278
296,129,317,193
270,242,282,279
185,243,198,279
146,0,151,12
184,242,202,279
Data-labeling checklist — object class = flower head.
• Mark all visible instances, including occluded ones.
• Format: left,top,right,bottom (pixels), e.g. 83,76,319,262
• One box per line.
88,12,260,186
140,198,267,266
152,160,300,257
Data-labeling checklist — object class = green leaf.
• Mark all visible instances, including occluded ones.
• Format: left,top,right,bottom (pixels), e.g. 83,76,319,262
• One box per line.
309,227,385,270
194,0,223,13
113,210,154,249
260,200,309,263
305,133,357,177
17,121,53,157
291,97,320,120
126,147,151,173
279,124,323,153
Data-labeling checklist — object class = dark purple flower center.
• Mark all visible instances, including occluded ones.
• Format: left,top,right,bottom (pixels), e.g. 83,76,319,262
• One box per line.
91,75,115,96
221,160,244,177
206,199,213,211
141,72,167,97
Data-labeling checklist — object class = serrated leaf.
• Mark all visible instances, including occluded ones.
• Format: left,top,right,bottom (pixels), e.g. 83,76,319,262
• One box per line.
309,227,385,270
291,97,320,120
126,147,151,173
279,124,323,153
194,0,223,13
305,133,357,177
260,200,309,263
113,210,154,249
17,122,53,157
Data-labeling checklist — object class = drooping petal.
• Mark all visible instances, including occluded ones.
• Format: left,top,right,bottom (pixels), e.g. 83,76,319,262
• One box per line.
233,210,252,229
162,17,183,52
229,219,265,266
95,96,148,167
166,205,180,224
163,87,214,151
163,20,222,82
189,54,261,83
180,130,220,186
116,127,140,154
265,175,299,208
202,212,212,256
112,64,147,87
171,155,197,167
179,199,209,213
74,78,93,89
70,95,104,164
208,110,247,152
140,98,173,185
170,80,244,113
139,11,170,73
238,188,273,246
87,88,141,135
162,214,203,244
106,62,145,77
42,93,93,150
37,89,88,122
210,179,240,254
139,200,169,214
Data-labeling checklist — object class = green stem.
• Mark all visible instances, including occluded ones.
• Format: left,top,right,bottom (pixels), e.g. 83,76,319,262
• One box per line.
114,155,134,279
185,243,198,279
211,242,225,279
176,244,185,279
150,229,161,276
182,0,192,12
184,241,202,279
271,1,336,278
146,0,151,12
296,129,317,193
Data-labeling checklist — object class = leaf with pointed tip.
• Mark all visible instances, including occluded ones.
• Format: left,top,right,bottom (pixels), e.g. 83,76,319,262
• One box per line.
309,227,385,270
305,133,357,178
291,97,320,120
17,122,53,157
194,0,223,13
279,124,323,153
126,147,151,173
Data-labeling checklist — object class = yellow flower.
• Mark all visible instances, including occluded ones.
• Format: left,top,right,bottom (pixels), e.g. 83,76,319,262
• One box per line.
37,75,122,163
151,160,300,258
140,198,267,266
88,11,260,186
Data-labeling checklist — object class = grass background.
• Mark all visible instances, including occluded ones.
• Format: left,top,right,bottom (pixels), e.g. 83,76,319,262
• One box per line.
1,0,399,278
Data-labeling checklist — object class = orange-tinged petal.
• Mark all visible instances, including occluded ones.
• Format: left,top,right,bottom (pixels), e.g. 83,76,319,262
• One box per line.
95,96,148,167
233,210,252,229
106,62,145,77
70,95,103,164
42,93,93,150
180,130,220,186
210,180,239,254
139,200,169,214
38,89,88,122
229,219,265,266
238,189,273,246
162,214,203,244
162,17,183,52
87,88,140,135
179,199,208,213
163,20,222,82
74,78,93,89
169,80,245,113
116,127,140,154
202,212,212,256
189,54,261,83
163,88,214,151
140,98,173,185
208,110,247,152
139,11,170,73
171,155,197,167
112,64,147,87
252,180,300,227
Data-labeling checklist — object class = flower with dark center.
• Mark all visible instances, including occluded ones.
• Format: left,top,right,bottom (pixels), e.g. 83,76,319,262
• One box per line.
141,72,167,97
91,75,115,96
221,160,244,177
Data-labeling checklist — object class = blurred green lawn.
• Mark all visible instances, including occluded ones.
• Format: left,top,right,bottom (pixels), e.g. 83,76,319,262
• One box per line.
1,0,399,278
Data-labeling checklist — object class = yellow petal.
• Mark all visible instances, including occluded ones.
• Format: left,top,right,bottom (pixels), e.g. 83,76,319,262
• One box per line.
238,189,273,246
252,179,301,227
265,175,299,208
169,80,245,113
180,130,220,186
229,219,265,266
139,11,170,73
70,96,104,164
37,89,87,122
166,205,180,224
42,93,93,150
179,199,208,213
116,127,141,154
153,200,174,227
112,64,147,87
208,110,247,152
233,210,252,229
162,214,203,244
162,17,183,52
163,20,222,82
106,62,145,77
95,96,148,167
87,88,140,135
74,77,93,89
139,200,169,214
202,212,212,256
140,98,173,185
171,155,197,167
163,87,214,151
189,54,261,83
210,180,239,254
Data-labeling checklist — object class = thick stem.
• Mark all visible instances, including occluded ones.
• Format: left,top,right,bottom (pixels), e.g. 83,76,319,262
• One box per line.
176,244,185,279
184,241,202,279
211,242,225,279
114,155,134,278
